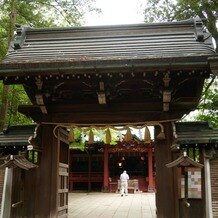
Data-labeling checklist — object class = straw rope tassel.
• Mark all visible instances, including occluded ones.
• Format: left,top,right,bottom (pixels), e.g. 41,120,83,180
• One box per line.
125,127,132,141
144,126,151,143
88,129,94,144
105,128,111,144
68,128,74,143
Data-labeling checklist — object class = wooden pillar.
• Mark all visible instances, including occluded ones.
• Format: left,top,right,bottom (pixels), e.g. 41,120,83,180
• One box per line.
35,124,59,218
148,147,154,192
103,147,109,192
154,122,178,218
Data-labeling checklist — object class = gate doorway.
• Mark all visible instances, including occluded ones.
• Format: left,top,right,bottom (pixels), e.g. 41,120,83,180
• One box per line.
69,134,155,193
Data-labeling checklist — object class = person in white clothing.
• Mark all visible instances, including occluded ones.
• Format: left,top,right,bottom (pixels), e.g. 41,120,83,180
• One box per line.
120,170,129,196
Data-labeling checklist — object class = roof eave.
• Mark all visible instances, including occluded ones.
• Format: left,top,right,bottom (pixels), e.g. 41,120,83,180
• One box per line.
0,56,212,78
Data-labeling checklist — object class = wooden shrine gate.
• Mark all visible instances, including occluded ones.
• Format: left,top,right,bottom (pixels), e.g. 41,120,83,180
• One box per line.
0,18,217,217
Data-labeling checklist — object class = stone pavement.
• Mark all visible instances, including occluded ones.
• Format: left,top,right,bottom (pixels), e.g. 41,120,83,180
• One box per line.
68,192,156,218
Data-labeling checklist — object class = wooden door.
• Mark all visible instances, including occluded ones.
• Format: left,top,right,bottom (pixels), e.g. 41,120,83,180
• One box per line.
57,128,69,218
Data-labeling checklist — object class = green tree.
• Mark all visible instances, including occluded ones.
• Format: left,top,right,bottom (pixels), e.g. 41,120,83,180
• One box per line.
144,0,218,127
174,0,218,48
0,0,99,130
0,0,100,58
195,77,218,128
0,0,17,130
144,0,177,22
144,0,218,49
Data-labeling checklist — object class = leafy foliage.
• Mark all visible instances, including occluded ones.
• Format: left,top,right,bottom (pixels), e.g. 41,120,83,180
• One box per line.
195,77,218,127
69,128,118,150
0,81,33,125
0,0,100,58
69,129,86,151
174,0,218,36
144,0,177,23
7,84,33,125
144,1,218,22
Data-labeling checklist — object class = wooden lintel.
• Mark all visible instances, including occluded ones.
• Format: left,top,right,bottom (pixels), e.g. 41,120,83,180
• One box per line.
18,104,190,124
50,101,197,113
50,111,186,124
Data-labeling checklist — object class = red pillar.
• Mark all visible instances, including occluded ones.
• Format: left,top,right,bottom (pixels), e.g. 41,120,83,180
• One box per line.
148,147,154,192
103,146,109,192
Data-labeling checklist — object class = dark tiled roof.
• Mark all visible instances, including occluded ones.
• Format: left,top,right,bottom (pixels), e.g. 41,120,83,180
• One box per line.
0,125,36,146
0,155,37,170
0,18,215,75
166,154,204,168
175,122,218,144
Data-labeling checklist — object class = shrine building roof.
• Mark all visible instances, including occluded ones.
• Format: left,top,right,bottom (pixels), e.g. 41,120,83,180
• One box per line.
0,125,36,147
0,18,217,123
0,18,216,77
175,122,218,145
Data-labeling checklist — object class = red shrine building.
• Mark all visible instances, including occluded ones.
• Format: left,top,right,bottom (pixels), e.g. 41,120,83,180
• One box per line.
69,133,155,193
0,18,218,217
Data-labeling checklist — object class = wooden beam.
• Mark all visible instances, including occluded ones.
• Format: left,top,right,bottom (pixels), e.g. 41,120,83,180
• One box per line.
49,101,197,113
35,94,48,114
18,103,192,123
50,111,187,124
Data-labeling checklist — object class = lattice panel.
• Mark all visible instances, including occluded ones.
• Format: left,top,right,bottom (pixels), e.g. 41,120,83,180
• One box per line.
58,163,69,218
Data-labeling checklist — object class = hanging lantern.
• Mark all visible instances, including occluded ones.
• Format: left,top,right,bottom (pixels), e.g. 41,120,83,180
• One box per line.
88,129,94,144
105,128,111,144
144,126,151,143
68,128,74,143
125,127,132,141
